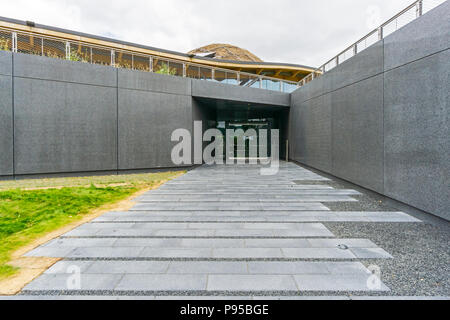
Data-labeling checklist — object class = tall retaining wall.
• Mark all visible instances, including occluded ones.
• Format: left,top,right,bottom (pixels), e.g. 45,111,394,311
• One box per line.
0,51,289,178
289,2,450,220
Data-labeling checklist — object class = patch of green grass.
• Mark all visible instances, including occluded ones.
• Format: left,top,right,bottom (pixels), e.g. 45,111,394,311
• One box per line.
0,171,183,279
0,171,180,190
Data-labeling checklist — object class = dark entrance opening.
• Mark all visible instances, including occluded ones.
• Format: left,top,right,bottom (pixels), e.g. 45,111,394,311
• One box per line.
192,97,289,162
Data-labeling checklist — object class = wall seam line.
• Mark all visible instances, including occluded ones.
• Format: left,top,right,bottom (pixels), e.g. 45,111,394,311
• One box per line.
12,75,117,89
119,86,191,97
11,53,15,177
296,71,385,104
383,46,450,73
293,46,450,105
116,68,119,174
382,38,386,195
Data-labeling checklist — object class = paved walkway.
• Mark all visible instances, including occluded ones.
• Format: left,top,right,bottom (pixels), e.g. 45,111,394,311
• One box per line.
22,162,421,297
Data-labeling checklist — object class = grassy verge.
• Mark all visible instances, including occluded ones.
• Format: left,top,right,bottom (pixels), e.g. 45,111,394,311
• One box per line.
0,171,183,280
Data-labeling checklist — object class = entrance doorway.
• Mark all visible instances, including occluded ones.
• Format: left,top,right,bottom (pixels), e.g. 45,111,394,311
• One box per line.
217,119,273,161
193,97,289,163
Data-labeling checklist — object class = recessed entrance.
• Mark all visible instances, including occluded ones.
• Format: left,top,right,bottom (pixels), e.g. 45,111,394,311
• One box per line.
193,97,289,162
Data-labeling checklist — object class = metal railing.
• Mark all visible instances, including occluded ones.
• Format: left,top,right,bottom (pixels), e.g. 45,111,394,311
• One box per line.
0,26,300,93
298,0,445,86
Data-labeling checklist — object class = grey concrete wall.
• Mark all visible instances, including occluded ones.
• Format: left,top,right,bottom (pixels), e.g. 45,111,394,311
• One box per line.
383,46,450,220
9,55,197,175
118,69,192,169
3,50,294,177
0,51,13,176
13,54,118,175
289,2,450,219
290,94,332,173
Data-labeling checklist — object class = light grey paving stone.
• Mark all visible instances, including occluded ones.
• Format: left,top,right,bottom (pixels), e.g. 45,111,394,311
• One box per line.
24,274,123,291
248,262,330,274
131,203,330,211
67,247,145,258
244,223,314,230
139,248,213,258
152,229,217,237
155,296,254,300
214,228,332,237
350,248,393,259
324,262,370,274
113,238,181,247
180,239,246,248
85,261,170,274
94,229,216,237
180,222,322,230
153,187,334,192
184,222,276,229
116,274,207,291
43,238,118,248
112,211,410,219
212,248,284,258
138,196,358,202
244,239,311,248
110,211,195,217
307,239,378,248
293,274,390,291
167,261,248,274
95,212,420,223
149,189,361,195
150,187,335,193
62,229,101,237
281,248,357,259
305,216,372,222
24,247,76,258
255,296,351,300
78,222,136,229
207,275,298,291
44,261,94,274
132,222,190,229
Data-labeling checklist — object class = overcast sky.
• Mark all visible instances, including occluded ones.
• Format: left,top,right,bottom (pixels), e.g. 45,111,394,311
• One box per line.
1,0,442,67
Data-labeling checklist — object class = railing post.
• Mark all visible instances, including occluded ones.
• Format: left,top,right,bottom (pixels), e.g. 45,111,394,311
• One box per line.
65,41,70,60
182,63,186,77
12,32,17,52
236,72,240,85
259,77,262,89
416,0,423,17
211,69,215,81
149,56,153,72
111,50,115,67
335,56,339,67
378,26,383,40
353,44,358,56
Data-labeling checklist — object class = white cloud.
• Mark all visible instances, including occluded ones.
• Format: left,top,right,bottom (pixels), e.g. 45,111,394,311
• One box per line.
1,0,434,66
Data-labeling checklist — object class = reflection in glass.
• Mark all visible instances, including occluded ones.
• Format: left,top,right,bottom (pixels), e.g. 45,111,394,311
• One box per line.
214,70,226,83
226,72,238,85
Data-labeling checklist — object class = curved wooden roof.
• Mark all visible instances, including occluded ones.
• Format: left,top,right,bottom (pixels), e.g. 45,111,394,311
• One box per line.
0,17,316,82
